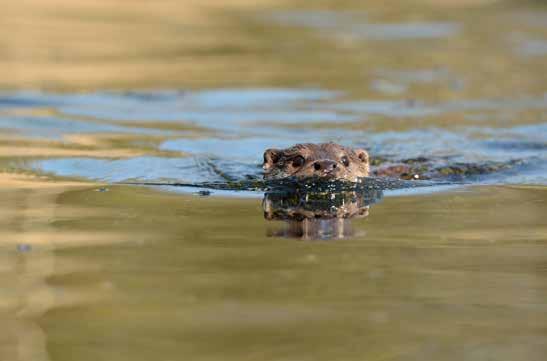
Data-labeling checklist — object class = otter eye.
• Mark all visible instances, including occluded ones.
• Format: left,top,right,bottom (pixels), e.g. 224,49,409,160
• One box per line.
292,156,305,168
341,156,350,167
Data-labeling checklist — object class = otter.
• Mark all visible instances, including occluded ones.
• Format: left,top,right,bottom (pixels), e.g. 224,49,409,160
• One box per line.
263,143,369,182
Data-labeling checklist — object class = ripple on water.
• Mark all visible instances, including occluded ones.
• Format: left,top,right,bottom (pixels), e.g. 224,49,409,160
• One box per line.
518,39,547,57
33,156,263,184
56,88,343,124
0,89,545,187
0,115,173,139
329,94,547,118
268,11,461,40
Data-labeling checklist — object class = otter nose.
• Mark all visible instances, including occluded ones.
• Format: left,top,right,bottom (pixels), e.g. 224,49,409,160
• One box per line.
313,160,338,172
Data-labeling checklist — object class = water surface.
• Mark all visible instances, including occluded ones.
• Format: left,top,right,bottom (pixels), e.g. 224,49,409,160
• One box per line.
1,1,547,360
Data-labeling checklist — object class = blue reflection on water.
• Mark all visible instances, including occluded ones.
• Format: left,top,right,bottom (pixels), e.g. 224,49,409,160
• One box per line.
268,11,461,40
0,88,545,186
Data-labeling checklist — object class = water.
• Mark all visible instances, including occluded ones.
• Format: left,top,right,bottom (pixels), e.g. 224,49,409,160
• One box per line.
1,1,547,360
2,89,545,185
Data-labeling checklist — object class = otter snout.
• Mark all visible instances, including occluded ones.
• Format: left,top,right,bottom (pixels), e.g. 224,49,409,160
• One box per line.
313,160,340,176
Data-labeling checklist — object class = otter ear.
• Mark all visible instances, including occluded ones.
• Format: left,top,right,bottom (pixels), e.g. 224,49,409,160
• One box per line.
263,149,282,170
355,149,369,164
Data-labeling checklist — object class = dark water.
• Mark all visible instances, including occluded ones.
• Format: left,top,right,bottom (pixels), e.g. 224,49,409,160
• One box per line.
1,1,547,360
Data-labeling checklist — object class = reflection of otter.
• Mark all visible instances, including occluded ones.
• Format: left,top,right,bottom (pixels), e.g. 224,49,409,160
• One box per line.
263,188,383,240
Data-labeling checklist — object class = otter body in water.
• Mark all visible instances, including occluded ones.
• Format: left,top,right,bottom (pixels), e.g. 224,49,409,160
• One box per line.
263,142,523,182
263,143,370,182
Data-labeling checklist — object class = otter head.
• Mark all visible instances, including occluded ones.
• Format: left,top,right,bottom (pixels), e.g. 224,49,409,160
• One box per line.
263,143,369,182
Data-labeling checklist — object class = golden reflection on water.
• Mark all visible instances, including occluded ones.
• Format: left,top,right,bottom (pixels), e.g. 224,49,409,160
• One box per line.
0,174,117,361
1,175,546,360
2,0,546,97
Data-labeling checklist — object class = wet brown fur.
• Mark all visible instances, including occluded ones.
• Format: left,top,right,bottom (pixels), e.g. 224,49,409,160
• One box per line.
263,143,369,182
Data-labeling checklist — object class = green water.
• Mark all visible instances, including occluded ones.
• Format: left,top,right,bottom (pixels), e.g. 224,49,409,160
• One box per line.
2,185,546,360
1,0,547,360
